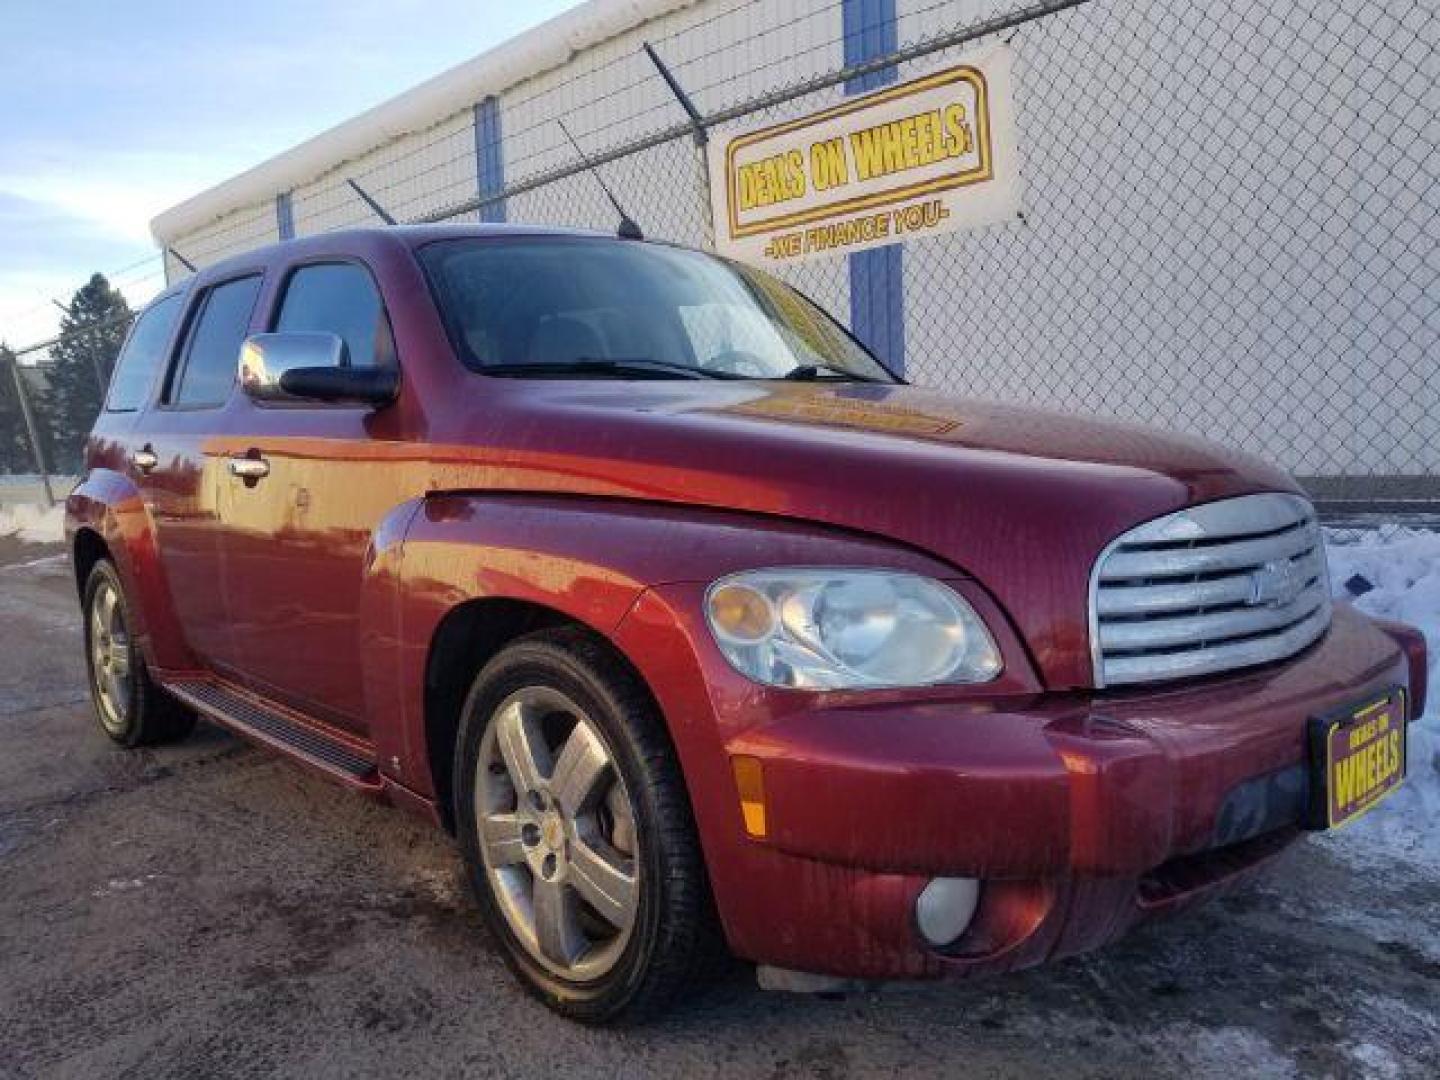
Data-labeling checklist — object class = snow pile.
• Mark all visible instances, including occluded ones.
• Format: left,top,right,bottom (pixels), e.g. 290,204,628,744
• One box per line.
1324,526,1440,870
0,502,64,544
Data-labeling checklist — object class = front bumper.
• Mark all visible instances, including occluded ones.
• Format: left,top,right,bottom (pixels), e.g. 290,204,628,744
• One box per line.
617,592,1424,981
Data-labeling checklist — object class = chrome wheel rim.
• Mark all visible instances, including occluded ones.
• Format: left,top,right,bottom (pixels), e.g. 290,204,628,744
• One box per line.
476,686,640,982
88,579,132,734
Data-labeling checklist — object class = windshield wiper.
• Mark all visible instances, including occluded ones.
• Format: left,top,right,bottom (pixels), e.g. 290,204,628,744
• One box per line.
481,358,737,380
780,363,886,383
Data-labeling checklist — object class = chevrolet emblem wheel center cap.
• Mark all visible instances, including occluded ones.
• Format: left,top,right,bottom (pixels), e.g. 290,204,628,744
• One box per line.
541,811,565,852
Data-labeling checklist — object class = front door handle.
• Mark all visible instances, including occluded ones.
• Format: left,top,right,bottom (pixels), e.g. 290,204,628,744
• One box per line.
132,447,158,473
228,455,271,481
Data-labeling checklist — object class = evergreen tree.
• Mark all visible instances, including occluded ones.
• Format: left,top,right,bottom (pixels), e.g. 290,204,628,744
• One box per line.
42,273,132,472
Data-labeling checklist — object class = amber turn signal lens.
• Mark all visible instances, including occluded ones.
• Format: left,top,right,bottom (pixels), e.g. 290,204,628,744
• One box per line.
708,583,776,644
731,755,767,837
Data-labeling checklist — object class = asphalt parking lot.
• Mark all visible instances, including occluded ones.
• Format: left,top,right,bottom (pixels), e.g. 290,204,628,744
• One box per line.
2,537,1437,1079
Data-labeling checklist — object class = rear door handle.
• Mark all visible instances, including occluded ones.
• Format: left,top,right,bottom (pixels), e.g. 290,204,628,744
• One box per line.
228,455,270,481
132,447,158,473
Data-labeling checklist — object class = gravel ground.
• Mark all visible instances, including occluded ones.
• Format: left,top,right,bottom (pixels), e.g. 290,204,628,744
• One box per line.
1,540,1437,1079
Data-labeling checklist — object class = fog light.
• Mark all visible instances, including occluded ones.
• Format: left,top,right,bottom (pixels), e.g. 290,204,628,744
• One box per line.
915,877,980,947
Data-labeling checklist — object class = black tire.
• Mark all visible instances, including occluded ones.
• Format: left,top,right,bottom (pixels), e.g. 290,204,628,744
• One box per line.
82,559,195,748
454,626,721,1024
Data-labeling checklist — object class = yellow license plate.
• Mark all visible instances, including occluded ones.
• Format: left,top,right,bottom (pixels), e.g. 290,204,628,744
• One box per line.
1312,690,1407,830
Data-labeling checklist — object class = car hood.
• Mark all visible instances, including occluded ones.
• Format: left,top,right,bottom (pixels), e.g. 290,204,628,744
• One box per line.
452,380,1300,688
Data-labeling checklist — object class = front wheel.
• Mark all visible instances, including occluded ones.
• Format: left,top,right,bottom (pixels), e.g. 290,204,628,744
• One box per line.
82,560,195,748
454,627,720,1023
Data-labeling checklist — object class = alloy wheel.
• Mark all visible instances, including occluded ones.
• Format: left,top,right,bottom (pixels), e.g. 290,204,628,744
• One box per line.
88,579,133,734
475,686,640,981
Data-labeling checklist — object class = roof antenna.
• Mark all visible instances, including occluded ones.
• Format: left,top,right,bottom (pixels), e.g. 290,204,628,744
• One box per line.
346,179,397,225
556,119,643,240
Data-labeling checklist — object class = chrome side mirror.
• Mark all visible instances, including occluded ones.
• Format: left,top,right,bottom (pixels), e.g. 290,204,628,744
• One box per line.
240,332,347,402
239,332,398,407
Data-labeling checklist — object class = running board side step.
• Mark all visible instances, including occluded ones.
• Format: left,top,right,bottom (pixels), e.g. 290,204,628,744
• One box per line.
163,677,381,792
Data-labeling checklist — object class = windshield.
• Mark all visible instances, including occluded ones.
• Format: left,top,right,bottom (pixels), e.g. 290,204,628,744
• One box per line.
418,236,897,382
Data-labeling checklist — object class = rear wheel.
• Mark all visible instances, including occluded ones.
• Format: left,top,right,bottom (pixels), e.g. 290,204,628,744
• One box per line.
454,627,719,1023
83,560,195,748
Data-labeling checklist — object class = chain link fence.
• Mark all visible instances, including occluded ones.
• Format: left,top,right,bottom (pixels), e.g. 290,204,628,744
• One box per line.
2,253,166,494
3,0,1435,522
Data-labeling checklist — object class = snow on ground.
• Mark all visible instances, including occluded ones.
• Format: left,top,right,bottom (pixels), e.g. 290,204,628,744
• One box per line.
0,475,71,545
1323,525,1440,871
0,501,64,544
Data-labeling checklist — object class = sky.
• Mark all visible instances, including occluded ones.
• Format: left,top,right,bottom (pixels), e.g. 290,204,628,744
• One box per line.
0,0,582,351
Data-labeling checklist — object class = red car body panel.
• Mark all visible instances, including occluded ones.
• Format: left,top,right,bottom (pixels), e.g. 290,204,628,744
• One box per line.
615,590,1417,978
66,226,1425,982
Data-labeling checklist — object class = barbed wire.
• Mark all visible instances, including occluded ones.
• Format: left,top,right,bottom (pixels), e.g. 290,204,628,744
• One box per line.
0,250,161,330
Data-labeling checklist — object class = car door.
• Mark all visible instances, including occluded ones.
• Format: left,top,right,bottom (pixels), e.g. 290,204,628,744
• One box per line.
217,260,401,736
133,274,263,678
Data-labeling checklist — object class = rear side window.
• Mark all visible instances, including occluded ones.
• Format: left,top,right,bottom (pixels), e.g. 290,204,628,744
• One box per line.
106,294,183,411
274,263,391,367
170,276,262,407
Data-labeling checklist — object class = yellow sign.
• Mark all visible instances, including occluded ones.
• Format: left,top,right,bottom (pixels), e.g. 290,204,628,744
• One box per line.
708,47,1021,266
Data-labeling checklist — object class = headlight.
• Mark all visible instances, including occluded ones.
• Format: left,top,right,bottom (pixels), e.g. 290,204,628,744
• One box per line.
705,569,1002,689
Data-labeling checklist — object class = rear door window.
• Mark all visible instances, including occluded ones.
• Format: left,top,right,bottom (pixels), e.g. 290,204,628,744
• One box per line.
274,263,392,367
170,276,262,407
106,293,183,411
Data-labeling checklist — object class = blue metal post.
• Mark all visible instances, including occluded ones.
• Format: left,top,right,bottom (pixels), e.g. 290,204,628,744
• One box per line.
474,96,506,223
275,191,295,240
842,0,905,374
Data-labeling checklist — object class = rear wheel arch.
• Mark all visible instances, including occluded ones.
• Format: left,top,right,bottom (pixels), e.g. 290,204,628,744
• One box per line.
71,522,161,662
72,527,111,601
68,473,195,671
81,557,195,747
68,469,146,600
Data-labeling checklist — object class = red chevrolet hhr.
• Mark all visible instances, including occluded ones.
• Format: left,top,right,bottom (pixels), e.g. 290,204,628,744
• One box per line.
68,225,1423,1022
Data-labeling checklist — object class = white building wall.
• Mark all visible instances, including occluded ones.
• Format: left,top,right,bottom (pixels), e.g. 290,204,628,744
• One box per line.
165,199,274,277
498,0,851,315
893,0,1439,478
154,0,1436,483
161,0,858,335
290,108,477,236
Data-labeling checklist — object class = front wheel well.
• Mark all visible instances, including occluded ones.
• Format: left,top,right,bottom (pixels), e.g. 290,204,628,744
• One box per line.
424,599,635,833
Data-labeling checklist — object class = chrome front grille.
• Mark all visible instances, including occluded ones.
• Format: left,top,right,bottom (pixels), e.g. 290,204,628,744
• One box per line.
1090,494,1331,687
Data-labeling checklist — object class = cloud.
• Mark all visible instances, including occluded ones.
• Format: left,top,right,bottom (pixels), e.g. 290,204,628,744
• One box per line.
0,0,586,346
0,150,236,245
0,192,162,346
